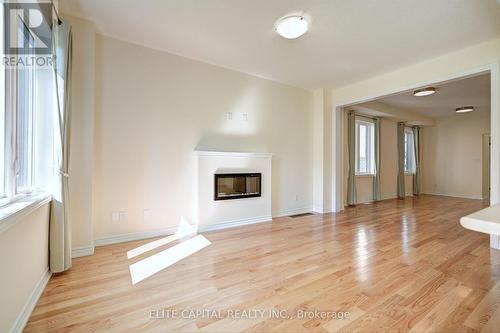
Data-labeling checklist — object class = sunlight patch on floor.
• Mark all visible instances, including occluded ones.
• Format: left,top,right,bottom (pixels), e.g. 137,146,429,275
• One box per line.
127,218,197,259
129,235,211,284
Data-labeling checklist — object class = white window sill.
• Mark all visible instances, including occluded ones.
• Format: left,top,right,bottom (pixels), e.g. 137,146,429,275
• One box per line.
0,193,52,234
356,174,375,178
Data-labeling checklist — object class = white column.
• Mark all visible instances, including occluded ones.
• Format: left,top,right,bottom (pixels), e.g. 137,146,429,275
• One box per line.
491,235,500,250
490,63,500,249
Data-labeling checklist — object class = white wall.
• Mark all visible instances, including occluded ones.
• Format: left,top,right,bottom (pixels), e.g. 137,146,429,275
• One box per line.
92,34,313,239
422,112,490,199
0,203,50,332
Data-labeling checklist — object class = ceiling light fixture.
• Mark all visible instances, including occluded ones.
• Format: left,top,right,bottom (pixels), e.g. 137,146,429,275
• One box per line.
456,106,474,113
413,87,436,97
275,15,309,39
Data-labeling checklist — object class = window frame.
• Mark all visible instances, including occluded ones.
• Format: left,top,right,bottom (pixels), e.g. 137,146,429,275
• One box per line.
404,127,415,174
355,118,376,176
0,13,39,207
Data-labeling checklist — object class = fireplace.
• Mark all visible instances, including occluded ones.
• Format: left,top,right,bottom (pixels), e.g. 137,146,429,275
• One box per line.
214,173,262,200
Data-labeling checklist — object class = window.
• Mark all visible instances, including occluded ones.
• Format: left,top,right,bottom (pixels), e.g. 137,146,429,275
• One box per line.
16,23,36,193
404,128,415,173
0,9,52,207
0,4,5,199
355,119,375,175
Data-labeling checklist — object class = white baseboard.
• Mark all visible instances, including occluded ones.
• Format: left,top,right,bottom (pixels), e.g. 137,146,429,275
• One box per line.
92,207,311,246
423,192,484,200
72,245,95,258
199,215,272,233
9,268,51,333
312,206,325,214
94,227,177,247
273,206,313,218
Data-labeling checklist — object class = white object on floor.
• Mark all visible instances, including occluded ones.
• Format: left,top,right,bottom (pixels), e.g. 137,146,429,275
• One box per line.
460,204,500,249
128,234,211,284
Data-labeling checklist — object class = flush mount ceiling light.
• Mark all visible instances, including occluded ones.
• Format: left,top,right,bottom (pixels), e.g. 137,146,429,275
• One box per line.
413,87,436,97
275,15,309,39
456,106,474,113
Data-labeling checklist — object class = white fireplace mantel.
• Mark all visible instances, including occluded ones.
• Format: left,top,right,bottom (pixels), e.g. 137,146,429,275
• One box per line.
195,151,273,158
195,151,272,232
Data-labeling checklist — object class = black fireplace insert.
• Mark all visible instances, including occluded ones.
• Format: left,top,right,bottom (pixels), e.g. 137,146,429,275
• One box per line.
214,173,262,200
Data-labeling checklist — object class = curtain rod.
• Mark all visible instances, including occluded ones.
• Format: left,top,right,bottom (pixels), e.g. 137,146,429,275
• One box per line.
50,0,62,25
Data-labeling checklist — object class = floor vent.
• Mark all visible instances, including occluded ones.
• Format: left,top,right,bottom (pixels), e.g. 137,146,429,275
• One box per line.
289,212,315,218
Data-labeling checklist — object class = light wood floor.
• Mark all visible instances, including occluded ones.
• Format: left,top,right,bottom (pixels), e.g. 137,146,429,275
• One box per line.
26,195,500,333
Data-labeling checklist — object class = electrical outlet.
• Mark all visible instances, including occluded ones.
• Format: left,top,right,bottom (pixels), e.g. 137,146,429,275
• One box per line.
143,209,152,221
111,212,119,222
119,211,127,221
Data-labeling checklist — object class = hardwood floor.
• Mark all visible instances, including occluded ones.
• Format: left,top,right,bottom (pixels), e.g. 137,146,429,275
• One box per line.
25,195,500,333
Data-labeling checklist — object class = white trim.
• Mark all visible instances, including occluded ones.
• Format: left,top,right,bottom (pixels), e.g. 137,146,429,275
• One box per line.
9,268,51,333
491,235,500,250
194,150,273,158
94,227,177,247
94,208,315,245
355,174,375,178
72,245,95,258
0,194,51,234
199,215,272,233
312,206,325,214
422,192,483,200
273,206,313,218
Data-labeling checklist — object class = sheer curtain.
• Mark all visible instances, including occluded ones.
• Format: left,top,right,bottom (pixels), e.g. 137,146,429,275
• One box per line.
49,20,73,273
397,122,406,199
347,111,357,205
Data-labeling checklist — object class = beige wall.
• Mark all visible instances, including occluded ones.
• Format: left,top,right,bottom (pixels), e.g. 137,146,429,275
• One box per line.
422,112,490,199
92,35,314,239
0,204,50,332
67,16,95,250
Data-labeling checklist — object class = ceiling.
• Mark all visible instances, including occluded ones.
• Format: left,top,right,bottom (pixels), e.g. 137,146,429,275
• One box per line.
376,73,491,118
60,0,500,90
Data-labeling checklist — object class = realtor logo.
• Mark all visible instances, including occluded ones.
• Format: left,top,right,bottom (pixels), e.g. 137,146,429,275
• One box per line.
3,1,52,55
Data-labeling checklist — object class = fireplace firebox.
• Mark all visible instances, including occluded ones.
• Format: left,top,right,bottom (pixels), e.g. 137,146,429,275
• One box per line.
214,173,262,200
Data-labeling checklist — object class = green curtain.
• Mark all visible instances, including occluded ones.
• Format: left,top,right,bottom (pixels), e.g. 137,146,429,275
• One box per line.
347,111,357,205
373,118,381,201
397,122,406,199
412,126,421,195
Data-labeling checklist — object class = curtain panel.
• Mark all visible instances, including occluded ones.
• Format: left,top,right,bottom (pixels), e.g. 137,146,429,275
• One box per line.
49,20,73,273
347,111,357,205
397,122,406,199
